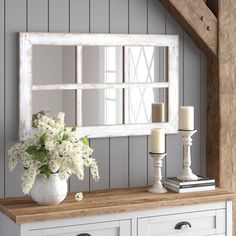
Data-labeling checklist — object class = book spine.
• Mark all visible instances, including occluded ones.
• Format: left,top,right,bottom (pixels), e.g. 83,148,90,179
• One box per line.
164,184,215,193
179,186,215,193
163,181,215,189
164,179,215,186
164,184,180,193
180,180,215,186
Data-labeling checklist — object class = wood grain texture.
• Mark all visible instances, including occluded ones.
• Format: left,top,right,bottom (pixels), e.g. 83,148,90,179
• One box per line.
206,57,219,183
160,0,217,56
207,0,236,191
208,0,236,233
0,187,235,224
0,0,4,197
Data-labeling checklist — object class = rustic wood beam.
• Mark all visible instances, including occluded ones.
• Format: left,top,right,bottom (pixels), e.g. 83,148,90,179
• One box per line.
207,0,236,233
160,0,217,56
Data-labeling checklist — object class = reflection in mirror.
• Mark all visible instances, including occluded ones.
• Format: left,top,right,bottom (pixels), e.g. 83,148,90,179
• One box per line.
32,46,76,85
82,46,123,84
125,88,168,124
82,88,123,126
32,45,168,126
125,46,168,83
32,90,76,127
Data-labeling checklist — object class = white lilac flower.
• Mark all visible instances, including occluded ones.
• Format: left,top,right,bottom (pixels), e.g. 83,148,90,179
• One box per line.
48,160,60,173
75,192,83,201
8,111,99,199
45,139,55,151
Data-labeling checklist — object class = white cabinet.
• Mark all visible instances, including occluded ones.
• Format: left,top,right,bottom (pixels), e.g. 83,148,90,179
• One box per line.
0,201,232,236
30,220,131,236
138,209,226,236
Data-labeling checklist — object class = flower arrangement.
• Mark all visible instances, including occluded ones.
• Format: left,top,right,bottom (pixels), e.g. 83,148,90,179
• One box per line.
8,111,99,200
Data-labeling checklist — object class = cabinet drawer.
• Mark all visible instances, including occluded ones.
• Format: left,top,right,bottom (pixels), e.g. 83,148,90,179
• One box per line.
41,220,130,236
138,209,226,236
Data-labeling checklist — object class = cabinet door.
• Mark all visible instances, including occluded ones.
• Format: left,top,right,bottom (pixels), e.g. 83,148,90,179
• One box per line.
42,220,131,236
138,210,225,236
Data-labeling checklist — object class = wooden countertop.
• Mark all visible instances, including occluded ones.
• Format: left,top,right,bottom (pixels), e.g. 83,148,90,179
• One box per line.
0,187,235,224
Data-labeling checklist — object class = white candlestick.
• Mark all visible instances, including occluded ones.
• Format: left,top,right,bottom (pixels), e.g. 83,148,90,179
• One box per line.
177,130,198,181
151,129,165,153
152,103,165,122
148,153,167,194
180,106,194,130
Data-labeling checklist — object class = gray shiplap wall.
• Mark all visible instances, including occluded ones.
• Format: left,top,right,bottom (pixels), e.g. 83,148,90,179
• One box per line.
1,0,207,197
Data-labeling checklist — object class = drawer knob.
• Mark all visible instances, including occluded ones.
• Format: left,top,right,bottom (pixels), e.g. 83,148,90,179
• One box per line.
76,234,91,236
175,221,192,230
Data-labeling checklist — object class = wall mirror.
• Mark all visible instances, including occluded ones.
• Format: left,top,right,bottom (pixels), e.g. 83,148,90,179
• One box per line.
20,33,179,140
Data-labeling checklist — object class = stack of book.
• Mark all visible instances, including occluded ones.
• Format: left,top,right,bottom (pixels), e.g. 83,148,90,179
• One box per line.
163,176,215,193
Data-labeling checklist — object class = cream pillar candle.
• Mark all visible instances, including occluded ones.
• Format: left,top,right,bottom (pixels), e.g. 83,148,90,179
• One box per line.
151,128,165,153
179,106,194,130
152,103,165,122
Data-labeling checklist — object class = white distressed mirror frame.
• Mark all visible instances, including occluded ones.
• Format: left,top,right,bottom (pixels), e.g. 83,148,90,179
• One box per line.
19,33,179,141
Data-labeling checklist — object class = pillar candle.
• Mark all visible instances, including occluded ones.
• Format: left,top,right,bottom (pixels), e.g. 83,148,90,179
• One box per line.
151,128,165,153
179,106,194,130
152,103,165,122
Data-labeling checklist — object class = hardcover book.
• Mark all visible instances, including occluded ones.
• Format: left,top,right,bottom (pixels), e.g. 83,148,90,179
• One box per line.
163,184,215,193
163,175,215,193
164,176,215,186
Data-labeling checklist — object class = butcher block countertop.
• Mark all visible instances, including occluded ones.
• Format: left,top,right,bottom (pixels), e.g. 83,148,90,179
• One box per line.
0,187,235,224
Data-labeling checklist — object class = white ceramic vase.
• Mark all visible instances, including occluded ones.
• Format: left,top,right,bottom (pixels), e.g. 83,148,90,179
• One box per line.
30,173,68,205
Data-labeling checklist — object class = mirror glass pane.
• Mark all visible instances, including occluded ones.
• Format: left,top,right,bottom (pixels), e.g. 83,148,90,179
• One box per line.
125,46,168,83
32,90,76,126
33,45,76,85
82,88,123,126
82,46,123,84
32,45,168,127
125,88,168,124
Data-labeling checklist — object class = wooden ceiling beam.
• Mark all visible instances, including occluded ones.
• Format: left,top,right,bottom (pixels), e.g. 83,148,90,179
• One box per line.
160,0,217,57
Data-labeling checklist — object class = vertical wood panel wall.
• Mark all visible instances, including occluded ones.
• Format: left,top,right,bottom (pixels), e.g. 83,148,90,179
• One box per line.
1,0,207,197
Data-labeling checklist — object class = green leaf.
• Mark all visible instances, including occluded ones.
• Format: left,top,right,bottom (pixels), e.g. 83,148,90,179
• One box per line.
25,146,37,155
34,150,47,162
62,133,69,141
39,165,52,178
81,137,89,146
39,133,46,145
71,126,77,132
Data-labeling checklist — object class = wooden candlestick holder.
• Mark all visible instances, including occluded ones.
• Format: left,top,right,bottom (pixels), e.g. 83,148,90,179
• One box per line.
148,152,167,194
177,130,198,181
